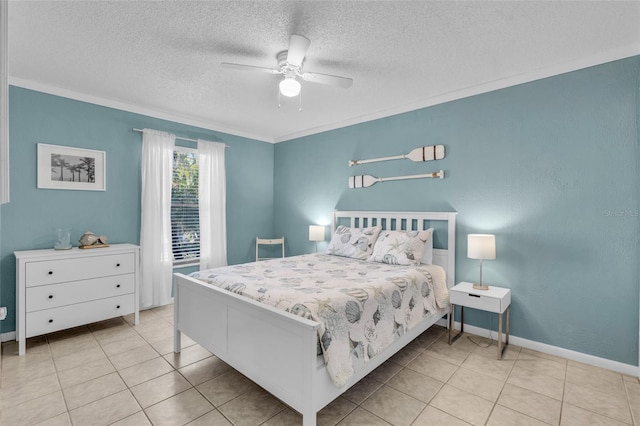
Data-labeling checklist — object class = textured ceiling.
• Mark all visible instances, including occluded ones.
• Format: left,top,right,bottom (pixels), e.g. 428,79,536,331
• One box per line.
8,1,640,143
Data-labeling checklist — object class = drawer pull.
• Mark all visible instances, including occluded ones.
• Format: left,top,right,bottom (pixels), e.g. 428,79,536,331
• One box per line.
468,294,481,298
116,263,121,267
48,319,53,323
116,305,121,309
48,295,53,299
116,284,121,288
48,271,53,275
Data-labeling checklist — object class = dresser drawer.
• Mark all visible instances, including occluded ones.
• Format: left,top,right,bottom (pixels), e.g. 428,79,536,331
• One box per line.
25,253,135,287
26,274,135,312
26,294,135,338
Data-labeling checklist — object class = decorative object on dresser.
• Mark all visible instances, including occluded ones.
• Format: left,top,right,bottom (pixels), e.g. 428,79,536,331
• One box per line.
348,170,444,189
54,228,72,250
349,144,445,167
14,244,140,355
448,281,511,359
308,225,325,253
78,231,109,248
36,143,106,191
467,233,496,290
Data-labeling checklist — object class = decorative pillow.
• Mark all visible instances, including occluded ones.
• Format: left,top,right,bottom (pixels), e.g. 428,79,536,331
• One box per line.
326,225,382,260
369,229,433,266
420,228,435,264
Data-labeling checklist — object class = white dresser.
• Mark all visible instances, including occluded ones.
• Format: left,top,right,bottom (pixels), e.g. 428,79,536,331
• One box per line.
15,243,140,355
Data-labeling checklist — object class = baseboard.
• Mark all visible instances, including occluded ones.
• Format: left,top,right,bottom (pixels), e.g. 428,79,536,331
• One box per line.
1,331,16,343
436,318,640,378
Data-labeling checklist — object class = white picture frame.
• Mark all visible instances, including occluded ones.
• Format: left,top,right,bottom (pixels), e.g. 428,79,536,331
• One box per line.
37,143,106,191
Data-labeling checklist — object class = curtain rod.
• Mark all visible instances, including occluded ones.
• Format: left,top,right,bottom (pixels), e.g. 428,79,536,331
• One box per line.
132,128,229,148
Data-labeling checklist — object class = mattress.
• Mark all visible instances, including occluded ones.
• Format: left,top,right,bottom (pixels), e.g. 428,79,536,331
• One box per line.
190,253,449,387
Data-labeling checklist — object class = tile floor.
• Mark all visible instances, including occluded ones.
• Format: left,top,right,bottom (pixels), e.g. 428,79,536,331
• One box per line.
1,305,638,426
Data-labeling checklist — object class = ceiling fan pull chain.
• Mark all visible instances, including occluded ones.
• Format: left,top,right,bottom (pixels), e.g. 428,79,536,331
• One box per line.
277,89,282,108
298,91,303,112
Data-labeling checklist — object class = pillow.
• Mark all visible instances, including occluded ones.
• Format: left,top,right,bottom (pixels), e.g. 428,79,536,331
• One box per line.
369,229,433,266
420,228,435,264
326,225,382,260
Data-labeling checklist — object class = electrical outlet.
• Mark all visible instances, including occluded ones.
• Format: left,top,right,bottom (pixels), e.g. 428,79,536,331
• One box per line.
0,307,7,320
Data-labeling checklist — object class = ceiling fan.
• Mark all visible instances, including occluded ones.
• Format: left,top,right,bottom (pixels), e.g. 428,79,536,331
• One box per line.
221,34,353,99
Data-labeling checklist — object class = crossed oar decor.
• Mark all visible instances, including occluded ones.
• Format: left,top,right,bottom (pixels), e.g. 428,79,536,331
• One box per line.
348,145,446,189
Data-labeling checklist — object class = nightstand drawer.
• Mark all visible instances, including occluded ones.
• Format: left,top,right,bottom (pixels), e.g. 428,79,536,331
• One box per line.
449,282,511,313
450,290,501,312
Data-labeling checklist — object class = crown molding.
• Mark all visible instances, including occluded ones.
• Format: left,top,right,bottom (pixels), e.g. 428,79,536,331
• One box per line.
273,43,640,143
7,77,274,144
9,43,640,145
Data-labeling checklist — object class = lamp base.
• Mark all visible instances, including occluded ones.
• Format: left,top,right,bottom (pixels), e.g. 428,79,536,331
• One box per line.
472,283,489,291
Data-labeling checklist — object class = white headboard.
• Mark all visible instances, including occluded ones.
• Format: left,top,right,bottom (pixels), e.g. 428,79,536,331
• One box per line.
331,211,457,289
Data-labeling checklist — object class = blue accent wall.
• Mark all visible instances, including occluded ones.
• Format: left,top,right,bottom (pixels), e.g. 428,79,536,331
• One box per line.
0,86,274,333
274,57,640,366
2,57,638,369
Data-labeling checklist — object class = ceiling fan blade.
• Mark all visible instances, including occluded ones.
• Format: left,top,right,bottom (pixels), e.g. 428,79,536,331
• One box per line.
301,72,353,89
286,34,310,67
221,62,281,75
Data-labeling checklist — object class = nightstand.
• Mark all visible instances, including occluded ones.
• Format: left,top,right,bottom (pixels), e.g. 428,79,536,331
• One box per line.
448,281,511,359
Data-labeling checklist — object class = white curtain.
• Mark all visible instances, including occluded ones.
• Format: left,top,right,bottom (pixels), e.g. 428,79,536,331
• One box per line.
140,129,175,308
198,139,227,269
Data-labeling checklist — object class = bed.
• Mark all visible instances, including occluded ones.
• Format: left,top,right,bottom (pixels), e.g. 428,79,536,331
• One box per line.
173,210,457,426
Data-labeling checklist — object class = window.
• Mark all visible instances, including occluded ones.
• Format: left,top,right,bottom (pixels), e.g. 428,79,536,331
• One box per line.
171,148,199,265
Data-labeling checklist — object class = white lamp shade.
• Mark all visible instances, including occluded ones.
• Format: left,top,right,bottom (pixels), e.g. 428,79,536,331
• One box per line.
467,234,496,260
309,225,325,242
279,77,301,97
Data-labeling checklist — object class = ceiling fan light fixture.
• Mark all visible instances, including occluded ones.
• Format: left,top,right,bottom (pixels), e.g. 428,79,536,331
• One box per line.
279,77,301,97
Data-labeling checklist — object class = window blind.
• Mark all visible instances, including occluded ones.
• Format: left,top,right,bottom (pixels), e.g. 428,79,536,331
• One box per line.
171,150,200,264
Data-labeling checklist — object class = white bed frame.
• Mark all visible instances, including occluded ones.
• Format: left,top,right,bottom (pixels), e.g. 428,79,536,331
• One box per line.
173,211,457,426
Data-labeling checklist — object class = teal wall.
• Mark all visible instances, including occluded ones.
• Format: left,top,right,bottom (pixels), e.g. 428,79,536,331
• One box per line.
0,86,274,333
274,57,640,366
2,58,639,368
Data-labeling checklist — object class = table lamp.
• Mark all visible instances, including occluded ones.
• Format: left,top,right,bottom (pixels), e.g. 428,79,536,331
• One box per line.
467,234,495,290
309,225,325,253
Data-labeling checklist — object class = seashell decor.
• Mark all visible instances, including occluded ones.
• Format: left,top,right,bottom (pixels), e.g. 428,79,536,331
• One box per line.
79,232,108,247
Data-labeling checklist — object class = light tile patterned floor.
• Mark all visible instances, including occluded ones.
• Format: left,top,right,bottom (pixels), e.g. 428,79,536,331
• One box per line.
1,305,638,426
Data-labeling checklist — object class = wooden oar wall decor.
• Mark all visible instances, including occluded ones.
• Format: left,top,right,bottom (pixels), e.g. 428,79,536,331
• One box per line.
348,144,446,189
349,145,445,167
349,171,444,188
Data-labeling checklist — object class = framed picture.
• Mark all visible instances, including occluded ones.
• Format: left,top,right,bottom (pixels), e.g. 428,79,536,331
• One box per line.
37,143,106,191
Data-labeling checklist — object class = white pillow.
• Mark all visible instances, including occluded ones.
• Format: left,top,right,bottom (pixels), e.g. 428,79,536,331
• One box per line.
369,229,433,266
420,228,435,264
326,225,382,260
